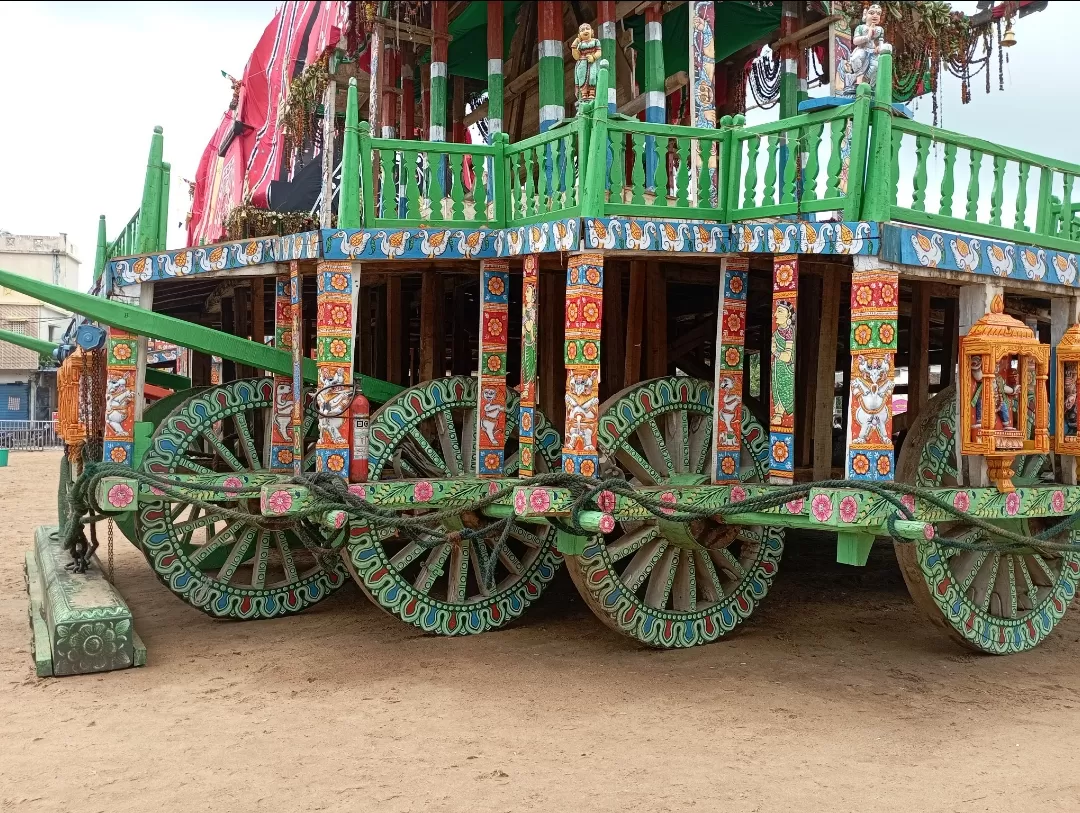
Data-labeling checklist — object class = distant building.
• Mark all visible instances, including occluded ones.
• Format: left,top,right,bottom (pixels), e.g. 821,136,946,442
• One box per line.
0,232,78,421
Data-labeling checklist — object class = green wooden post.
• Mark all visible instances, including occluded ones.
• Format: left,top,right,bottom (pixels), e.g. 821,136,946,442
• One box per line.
598,0,617,113
725,115,746,219
430,0,449,141
93,215,108,284
158,162,171,251
842,84,872,221
339,78,362,229
135,126,164,255
582,62,610,219
493,132,509,227
859,52,893,223
358,121,375,228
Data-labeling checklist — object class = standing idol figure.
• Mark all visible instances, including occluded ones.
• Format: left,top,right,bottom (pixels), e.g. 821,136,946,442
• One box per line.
571,23,602,111
844,3,892,95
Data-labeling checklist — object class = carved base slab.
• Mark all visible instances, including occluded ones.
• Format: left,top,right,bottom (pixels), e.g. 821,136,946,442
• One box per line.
24,526,146,677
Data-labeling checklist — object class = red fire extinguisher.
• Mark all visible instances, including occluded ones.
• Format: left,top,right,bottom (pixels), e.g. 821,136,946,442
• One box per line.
349,388,370,483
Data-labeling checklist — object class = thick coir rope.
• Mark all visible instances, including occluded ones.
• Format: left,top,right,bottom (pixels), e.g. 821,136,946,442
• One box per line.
62,463,1080,593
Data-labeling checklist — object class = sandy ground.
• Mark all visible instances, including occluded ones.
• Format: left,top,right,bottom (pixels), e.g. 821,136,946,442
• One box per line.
3,450,1080,813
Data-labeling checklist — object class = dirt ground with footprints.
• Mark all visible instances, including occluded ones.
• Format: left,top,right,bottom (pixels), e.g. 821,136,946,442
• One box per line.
2,450,1080,812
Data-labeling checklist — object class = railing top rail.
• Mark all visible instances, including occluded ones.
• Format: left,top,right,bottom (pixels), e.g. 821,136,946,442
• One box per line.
736,103,856,138
367,134,499,156
507,118,584,153
894,117,1080,175
605,117,728,140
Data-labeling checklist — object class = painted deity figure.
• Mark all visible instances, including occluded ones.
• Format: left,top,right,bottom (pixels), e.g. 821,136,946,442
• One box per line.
316,367,351,445
565,369,599,451
571,24,602,111
843,3,891,96
105,375,134,437
770,301,795,428
994,357,1020,431
716,375,740,444
969,355,985,443
480,386,503,445
1065,363,1078,437
692,3,716,128
851,355,894,444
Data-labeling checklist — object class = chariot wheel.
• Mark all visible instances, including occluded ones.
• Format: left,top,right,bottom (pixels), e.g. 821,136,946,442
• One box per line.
565,377,784,647
342,376,563,635
135,378,348,619
896,385,1080,653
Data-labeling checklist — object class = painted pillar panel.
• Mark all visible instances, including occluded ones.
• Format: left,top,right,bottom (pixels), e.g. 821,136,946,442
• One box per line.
210,356,222,385
289,261,304,476
769,254,798,483
845,269,899,480
269,276,296,472
315,261,355,477
477,259,510,476
597,1,617,113
429,0,449,142
537,0,565,132
712,258,748,483
690,2,716,128
562,253,604,477
103,328,138,467
519,255,540,478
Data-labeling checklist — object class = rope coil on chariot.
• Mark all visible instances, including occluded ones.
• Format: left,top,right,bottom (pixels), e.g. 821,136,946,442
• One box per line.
61,463,1080,593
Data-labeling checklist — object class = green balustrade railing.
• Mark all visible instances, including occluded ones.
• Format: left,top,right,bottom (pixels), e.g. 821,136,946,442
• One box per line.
505,118,587,226
727,88,871,223
341,56,1079,256
106,210,142,260
889,117,1080,252
359,121,506,228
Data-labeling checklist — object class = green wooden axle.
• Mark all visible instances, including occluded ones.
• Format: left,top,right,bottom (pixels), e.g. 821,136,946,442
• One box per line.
0,269,402,404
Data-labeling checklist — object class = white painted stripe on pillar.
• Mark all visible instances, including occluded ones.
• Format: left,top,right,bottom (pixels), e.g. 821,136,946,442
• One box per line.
430,124,446,142
538,40,563,59
784,58,798,74
381,126,395,138
539,104,565,124
645,21,662,40
608,87,617,106
488,58,503,75
600,21,615,39
645,91,665,110
488,117,503,134
431,61,447,78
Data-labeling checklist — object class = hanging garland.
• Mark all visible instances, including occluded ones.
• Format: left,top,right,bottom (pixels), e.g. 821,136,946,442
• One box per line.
279,57,330,159
224,205,325,241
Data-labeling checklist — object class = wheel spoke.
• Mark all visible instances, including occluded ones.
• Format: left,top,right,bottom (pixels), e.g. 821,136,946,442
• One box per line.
405,427,453,476
460,409,477,476
233,411,261,470
447,544,470,603
469,541,491,597
275,531,299,583
434,409,464,476
662,411,689,474
686,413,711,476
693,549,725,603
973,554,1001,611
508,525,544,549
638,418,674,479
1027,553,1057,586
954,550,988,592
390,540,429,570
198,427,246,472
672,551,696,611
620,539,668,592
644,546,679,609
250,531,270,588
607,525,660,562
172,509,227,539
188,520,240,567
496,541,526,577
414,544,451,593
217,527,256,584
709,546,747,580
614,446,662,486
1016,557,1039,610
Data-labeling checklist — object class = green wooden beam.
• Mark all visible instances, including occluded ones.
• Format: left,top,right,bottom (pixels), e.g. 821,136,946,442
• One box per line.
0,269,403,404
136,127,165,255
0,328,55,357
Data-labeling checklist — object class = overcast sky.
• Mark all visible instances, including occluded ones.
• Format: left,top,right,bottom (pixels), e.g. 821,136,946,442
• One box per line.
0,1,1075,292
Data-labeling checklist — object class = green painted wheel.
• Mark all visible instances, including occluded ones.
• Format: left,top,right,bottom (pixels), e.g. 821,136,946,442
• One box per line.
342,376,563,635
565,377,784,648
896,385,1080,653
136,378,347,619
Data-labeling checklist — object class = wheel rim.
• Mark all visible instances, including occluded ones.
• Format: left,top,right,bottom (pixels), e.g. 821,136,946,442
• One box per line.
566,377,784,647
136,378,347,619
343,376,563,634
896,385,1080,653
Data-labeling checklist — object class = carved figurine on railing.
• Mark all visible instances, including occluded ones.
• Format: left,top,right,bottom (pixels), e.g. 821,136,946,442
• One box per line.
843,3,892,96
571,23,602,111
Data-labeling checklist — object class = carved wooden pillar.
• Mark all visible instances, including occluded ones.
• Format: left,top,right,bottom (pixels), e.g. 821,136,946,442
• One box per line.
562,253,604,476
270,274,295,471
712,258,748,483
103,329,138,467
477,259,510,476
519,255,540,477
315,261,357,477
845,269,899,481
769,255,798,483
